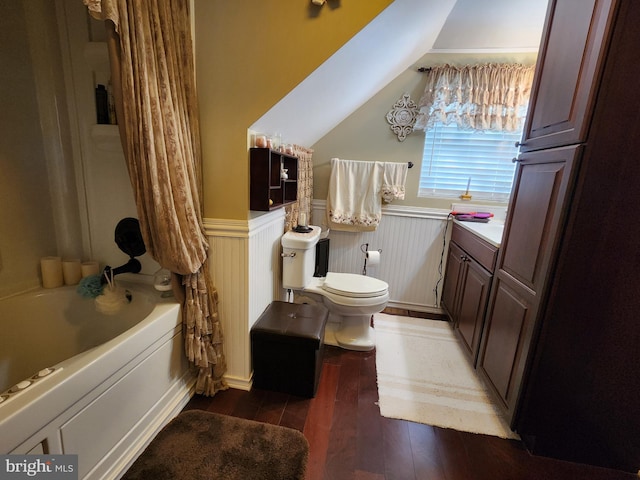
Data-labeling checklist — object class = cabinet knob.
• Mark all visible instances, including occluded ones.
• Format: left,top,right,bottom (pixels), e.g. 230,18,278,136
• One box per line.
512,157,523,163
515,141,526,148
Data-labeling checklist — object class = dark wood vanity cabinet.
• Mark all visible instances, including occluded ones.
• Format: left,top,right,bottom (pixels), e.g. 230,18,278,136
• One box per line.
441,242,464,319
442,224,496,365
477,0,640,472
478,0,612,419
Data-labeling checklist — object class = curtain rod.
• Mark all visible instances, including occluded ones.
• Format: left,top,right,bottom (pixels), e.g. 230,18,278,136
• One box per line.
419,63,533,72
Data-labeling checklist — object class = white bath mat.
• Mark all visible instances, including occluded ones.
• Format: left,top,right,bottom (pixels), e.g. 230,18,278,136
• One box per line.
374,313,518,439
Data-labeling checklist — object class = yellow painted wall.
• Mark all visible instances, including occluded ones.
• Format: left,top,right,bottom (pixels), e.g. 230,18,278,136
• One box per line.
194,0,393,220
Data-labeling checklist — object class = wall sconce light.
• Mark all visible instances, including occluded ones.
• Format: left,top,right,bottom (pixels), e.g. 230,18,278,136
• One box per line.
311,0,326,5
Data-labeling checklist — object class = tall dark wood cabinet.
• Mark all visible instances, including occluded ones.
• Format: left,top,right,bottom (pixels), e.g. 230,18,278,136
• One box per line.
478,145,580,419
517,0,615,152
478,0,640,472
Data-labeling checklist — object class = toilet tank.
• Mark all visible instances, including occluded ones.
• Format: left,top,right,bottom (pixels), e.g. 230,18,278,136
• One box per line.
281,226,322,289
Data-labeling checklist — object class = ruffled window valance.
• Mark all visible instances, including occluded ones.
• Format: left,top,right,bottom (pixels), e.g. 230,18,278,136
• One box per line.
413,63,535,133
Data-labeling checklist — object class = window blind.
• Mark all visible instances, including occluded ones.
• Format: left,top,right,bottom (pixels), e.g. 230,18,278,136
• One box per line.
418,122,521,202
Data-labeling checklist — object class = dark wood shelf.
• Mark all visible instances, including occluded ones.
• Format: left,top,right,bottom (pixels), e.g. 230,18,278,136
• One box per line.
250,147,298,211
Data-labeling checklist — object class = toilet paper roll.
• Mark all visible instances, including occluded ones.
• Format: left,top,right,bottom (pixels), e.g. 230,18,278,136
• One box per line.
62,259,82,285
366,250,380,267
81,261,100,278
41,256,64,288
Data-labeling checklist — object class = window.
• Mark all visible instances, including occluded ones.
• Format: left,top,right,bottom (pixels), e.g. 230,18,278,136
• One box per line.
418,122,521,202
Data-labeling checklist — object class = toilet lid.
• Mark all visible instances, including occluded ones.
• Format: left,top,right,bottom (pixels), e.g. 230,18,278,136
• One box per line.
322,272,388,298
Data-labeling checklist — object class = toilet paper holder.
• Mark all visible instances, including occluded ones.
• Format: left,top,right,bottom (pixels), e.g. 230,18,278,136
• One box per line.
360,243,382,275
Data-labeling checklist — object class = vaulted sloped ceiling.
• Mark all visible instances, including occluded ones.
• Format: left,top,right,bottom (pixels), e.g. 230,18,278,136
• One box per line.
252,0,548,147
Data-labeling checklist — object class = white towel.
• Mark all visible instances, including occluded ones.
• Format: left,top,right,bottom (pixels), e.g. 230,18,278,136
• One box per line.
327,158,383,232
381,162,408,203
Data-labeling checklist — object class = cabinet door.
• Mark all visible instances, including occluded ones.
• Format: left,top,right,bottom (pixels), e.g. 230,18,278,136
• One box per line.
518,0,616,152
441,242,465,322
501,146,580,292
478,145,581,421
457,258,492,364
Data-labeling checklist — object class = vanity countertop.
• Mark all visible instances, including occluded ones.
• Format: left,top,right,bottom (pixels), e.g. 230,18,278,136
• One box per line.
453,219,504,248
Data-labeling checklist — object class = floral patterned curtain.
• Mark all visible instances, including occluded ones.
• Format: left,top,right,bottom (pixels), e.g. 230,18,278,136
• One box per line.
414,63,535,133
284,145,313,232
83,0,227,396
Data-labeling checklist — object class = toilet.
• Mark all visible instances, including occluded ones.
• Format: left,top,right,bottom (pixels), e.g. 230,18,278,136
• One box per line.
281,226,389,351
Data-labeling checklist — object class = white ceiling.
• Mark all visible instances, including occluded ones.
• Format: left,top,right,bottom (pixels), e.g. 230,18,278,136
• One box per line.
252,0,549,147
433,0,548,51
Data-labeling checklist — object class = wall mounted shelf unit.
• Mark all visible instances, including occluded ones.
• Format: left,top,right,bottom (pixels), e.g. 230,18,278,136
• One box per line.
250,147,298,211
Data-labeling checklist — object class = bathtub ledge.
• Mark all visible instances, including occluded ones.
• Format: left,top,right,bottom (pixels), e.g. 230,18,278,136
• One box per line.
0,368,63,407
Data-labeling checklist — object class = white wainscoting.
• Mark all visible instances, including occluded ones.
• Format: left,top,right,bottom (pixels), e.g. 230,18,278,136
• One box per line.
312,200,451,313
204,203,452,388
204,210,285,390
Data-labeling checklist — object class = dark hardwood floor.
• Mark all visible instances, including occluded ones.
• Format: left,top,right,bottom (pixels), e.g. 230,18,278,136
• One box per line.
185,345,635,480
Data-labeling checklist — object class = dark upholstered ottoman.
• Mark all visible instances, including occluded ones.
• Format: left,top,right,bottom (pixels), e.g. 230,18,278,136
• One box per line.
251,301,328,398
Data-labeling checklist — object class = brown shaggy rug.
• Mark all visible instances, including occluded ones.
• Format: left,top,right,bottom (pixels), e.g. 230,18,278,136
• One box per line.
122,410,309,480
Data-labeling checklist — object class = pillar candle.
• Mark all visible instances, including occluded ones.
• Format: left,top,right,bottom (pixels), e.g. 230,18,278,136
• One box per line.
81,260,100,278
41,256,64,288
62,259,82,285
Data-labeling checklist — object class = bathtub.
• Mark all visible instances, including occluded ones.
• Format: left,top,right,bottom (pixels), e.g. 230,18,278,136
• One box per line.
0,277,195,480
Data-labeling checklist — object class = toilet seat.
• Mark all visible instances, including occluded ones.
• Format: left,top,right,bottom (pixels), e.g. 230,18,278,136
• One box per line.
322,272,388,298
303,273,389,309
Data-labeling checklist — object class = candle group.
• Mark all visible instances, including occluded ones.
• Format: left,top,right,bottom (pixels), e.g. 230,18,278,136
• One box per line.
41,257,100,288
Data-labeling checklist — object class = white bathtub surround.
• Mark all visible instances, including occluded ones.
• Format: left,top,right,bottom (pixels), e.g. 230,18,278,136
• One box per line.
23,1,85,262
0,280,195,479
313,200,450,313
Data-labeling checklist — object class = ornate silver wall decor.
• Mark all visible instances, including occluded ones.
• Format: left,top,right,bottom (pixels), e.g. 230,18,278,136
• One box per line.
386,93,418,141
